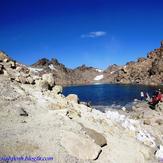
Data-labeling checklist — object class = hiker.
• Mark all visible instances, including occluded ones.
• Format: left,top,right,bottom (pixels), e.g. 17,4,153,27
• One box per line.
140,91,144,101
157,89,163,102
149,89,162,109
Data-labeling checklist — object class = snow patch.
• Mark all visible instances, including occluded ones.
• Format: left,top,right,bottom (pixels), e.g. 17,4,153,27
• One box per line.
155,145,163,160
110,71,115,74
29,67,43,73
94,74,104,81
49,64,57,71
96,69,103,73
106,110,156,147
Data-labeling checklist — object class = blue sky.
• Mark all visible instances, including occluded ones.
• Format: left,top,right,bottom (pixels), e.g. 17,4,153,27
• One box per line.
0,0,163,69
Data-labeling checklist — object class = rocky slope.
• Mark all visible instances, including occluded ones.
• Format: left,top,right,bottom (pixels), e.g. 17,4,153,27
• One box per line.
31,59,101,85
30,41,163,86
1,51,163,162
105,41,163,85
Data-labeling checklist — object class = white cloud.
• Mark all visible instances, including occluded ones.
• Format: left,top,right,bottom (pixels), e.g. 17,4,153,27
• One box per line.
81,31,107,38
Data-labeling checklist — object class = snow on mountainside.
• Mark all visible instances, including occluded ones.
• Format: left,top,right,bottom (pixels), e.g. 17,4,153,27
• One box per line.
94,75,104,81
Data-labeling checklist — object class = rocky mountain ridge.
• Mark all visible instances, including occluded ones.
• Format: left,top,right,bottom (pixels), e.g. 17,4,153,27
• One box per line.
30,41,163,86
1,40,163,86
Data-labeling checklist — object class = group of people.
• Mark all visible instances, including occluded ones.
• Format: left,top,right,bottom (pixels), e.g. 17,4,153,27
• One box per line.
140,89,163,109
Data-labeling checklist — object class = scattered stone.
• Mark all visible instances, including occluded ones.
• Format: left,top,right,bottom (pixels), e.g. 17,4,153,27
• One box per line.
61,131,102,160
155,119,163,125
26,76,35,84
35,79,49,91
143,119,151,125
66,94,79,103
3,70,9,76
42,73,55,88
4,58,9,62
52,85,63,95
15,76,27,84
80,101,92,107
48,100,68,110
83,127,107,147
66,108,81,119
19,108,28,117
9,61,16,69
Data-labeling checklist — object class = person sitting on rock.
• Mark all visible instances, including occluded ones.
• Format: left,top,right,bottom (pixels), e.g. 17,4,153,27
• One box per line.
157,89,163,102
149,89,162,109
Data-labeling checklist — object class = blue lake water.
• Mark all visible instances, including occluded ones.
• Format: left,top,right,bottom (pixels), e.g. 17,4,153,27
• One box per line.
63,84,163,109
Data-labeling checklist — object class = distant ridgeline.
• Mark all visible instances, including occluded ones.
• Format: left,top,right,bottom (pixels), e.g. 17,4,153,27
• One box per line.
1,41,163,86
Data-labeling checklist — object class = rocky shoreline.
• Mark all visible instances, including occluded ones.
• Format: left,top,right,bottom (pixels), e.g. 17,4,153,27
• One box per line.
0,51,163,163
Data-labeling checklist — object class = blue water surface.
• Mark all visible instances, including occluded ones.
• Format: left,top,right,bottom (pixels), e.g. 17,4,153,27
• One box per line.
63,84,163,108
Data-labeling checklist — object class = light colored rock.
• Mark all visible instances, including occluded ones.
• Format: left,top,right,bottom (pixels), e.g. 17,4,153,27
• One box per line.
66,94,79,103
9,61,16,69
42,73,55,88
4,58,9,62
143,119,151,125
16,66,22,72
26,77,35,84
0,51,10,61
48,99,68,110
15,76,27,84
61,131,102,160
35,79,49,91
52,85,63,95
155,119,163,125
66,108,81,119
155,145,163,160
83,127,107,147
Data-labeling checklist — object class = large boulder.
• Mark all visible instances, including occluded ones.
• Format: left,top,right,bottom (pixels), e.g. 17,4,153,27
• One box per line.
61,131,102,160
42,73,55,88
48,98,68,110
26,76,35,84
66,94,79,103
83,127,107,147
51,85,63,95
15,76,27,84
35,79,49,91
66,108,81,119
